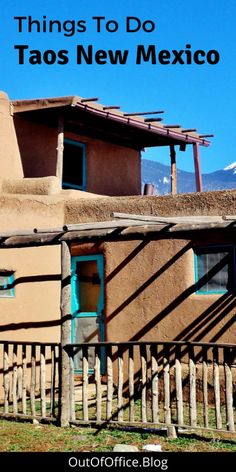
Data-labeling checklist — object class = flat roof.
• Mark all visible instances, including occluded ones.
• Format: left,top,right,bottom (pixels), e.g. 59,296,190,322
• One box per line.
12,95,211,149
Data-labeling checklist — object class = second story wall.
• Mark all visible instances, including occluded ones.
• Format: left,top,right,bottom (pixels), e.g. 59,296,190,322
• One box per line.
14,115,141,197
14,116,58,178
65,131,141,196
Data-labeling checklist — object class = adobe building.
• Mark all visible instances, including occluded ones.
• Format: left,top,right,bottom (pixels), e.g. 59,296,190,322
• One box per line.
0,89,236,362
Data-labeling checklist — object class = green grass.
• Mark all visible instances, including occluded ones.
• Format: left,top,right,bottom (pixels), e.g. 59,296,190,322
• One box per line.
0,419,236,452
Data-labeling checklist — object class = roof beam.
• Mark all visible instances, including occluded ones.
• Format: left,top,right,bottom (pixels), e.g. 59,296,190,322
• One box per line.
103,106,121,110
144,118,163,123
80,97,99,103
123,111,165,116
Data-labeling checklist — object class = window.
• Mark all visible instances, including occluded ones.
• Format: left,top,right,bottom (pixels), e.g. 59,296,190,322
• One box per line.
62,139,86,190
194,246,234,294
0,272,14,298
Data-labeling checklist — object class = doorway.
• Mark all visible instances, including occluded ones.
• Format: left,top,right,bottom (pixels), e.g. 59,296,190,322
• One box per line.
71,254,104,372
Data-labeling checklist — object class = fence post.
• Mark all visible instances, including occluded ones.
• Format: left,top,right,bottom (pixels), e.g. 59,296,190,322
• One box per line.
175,345,183,427
60,241,71,427
224,347,235,432
189,345,197,427
3,343,9,414
213,346,222,430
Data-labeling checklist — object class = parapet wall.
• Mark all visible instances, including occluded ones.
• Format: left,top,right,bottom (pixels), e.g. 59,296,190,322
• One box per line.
0,189,236,231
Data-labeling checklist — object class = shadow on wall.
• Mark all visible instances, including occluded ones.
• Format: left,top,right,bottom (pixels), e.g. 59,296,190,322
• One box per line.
0,273,61,333
0,247,235,343
105,241,236,342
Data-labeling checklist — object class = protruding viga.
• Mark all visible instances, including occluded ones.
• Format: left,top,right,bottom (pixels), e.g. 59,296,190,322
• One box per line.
0,91,23,182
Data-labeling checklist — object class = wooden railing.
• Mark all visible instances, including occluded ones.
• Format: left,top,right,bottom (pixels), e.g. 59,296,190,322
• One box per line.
0,339,235,433
0,341,60,421
65,341,236,433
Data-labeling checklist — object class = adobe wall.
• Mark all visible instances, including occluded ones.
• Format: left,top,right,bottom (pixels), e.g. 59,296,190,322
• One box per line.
1,188,236,231
14,116,58,178
0,92,23,181
64,189,236,223
13,117,141,196
63,131,141,196
0,245,61,343
71,231,236,344
1,229,234,346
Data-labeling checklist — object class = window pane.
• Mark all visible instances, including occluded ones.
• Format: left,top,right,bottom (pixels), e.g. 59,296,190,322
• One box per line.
0,273,14,297
76,260,101,312
62,141,84,188
196,248,233,293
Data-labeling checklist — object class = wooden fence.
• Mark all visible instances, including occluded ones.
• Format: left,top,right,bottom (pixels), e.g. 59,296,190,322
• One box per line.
0,340,235,434
0,341,60,421
64,341,236,433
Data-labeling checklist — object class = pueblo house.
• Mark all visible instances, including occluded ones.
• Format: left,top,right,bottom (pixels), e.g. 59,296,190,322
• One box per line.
0,90,235,358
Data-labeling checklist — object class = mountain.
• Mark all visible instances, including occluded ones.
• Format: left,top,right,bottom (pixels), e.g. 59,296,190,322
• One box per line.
141,159,236,194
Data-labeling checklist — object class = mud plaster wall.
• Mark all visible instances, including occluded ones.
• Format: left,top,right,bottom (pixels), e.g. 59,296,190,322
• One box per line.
0,229,235,346
65,131,141,196
14,116,58,178
71,234,236,344
13,118,141,196
0,93,23,180
64,189,236,224
0,245,61,343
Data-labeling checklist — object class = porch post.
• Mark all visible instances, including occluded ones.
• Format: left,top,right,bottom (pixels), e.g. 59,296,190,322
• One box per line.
170,145,177,195
60,241,71,427
193,143,203,192
56,114,64,184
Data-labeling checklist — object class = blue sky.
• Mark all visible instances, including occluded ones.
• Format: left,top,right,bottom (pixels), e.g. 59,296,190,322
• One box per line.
1,0,235,173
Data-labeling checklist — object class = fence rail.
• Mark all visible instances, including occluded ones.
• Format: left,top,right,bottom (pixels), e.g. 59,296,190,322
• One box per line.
0,341,60,421
65,341,236,433
0,339,235,434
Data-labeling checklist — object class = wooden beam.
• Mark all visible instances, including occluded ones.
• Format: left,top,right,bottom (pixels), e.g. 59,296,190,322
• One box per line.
164,125,181,128
193,143,203,192
120,224,167,235
80,97,99,103
56,115,64,182
103,106,120,110
60,241,71,427
60,228,116,241
144,118,163,123
169,221,234,232
223,215,236,221
2,232,62,247
63,219,162,232
123,111,165,116
112,212,225,224
170,145,177,195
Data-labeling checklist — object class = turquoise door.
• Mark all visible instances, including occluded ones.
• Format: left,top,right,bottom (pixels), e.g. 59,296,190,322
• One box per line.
71,254,104,372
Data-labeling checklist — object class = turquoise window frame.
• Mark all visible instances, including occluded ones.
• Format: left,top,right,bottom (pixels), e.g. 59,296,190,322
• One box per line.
62,138,86,191
194,245,235,295
0,273,15,298
71,254,105,374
